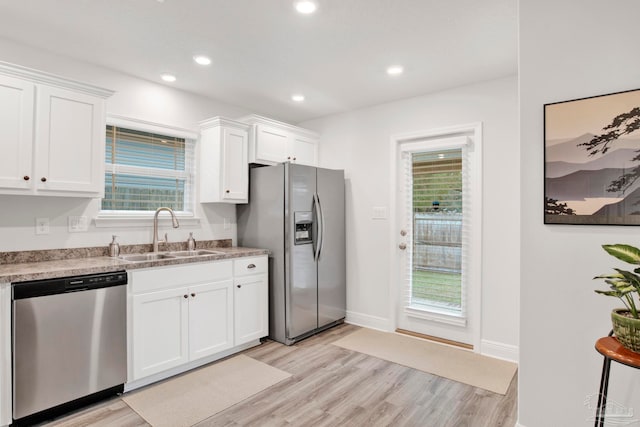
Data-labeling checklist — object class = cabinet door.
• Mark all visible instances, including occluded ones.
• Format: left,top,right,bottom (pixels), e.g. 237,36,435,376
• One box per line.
289,134,318,166
254,124,289,164
132,287,189,380
35,85,105,196
0,75,34,191
221,127,248,202
234,274,268,345
188,280,234,360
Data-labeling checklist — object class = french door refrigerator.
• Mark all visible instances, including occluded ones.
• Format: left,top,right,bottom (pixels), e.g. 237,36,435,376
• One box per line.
237,162,346,345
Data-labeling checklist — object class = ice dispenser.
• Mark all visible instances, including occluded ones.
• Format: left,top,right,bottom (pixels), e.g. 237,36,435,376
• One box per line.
294,211,313,244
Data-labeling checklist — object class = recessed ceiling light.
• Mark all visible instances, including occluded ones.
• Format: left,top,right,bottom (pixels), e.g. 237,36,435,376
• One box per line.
193,55,212,66
386,65,404,76
294,0,317,14
291,94,305,102
161,73,176,82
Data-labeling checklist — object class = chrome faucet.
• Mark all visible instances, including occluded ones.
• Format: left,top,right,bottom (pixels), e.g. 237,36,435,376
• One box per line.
153,207,180,252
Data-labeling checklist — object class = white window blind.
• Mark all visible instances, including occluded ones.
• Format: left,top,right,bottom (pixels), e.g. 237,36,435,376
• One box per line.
102,125,195,213
403,144,471,319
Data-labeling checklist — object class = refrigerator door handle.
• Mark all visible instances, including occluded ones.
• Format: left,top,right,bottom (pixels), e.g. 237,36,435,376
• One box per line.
313,193,323,261
316,193,325,261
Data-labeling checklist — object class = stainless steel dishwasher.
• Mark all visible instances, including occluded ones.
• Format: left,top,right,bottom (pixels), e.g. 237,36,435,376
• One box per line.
12,271,127,426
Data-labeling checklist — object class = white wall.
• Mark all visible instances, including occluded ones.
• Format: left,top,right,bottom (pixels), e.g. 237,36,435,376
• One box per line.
519,1,640,426
0,39,250,251
301,76,520,357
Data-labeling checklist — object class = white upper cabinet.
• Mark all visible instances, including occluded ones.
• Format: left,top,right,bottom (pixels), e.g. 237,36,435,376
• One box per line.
239,115,319,166
35,85,106,195
0,61,113,197
199,117,250,204
0,75,34,191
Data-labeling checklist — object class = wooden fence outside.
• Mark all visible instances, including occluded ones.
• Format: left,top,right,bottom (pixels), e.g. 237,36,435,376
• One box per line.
413,213,462,273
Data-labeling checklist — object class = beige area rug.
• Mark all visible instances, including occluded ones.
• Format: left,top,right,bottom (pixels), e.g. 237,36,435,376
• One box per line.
122,354,291,427
332,328,517,394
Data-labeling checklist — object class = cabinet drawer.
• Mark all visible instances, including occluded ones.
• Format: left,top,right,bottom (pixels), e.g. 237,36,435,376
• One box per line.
130,260,233,294
233,256,267,277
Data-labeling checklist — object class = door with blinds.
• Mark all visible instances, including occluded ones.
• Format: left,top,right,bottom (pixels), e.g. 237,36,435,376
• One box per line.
394,129,481,348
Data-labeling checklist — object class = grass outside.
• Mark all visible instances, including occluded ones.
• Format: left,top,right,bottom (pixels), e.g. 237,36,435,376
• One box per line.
411,269,462,309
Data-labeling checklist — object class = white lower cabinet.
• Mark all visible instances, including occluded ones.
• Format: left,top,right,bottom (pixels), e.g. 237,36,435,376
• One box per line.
234,256,268,345
131,280,233,380
128,256,267,384
189,280,234,359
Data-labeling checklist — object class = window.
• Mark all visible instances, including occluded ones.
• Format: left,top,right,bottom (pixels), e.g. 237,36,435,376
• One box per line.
410,149,464,314
102,125,195,214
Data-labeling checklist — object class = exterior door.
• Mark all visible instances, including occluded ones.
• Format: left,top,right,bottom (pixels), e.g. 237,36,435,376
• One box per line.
394,126,482,348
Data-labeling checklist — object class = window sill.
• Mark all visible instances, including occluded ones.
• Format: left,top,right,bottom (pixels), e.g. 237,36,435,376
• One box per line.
94,213,201,228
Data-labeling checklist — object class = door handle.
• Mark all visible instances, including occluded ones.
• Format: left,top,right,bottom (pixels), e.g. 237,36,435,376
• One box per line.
313,193,321,261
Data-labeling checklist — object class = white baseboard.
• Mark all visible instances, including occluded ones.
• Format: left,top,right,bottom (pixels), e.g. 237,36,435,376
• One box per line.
345,310,391,331
480,339,519,364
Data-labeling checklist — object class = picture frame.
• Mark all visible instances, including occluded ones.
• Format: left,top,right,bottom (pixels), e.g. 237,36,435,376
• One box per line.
544,88,640,225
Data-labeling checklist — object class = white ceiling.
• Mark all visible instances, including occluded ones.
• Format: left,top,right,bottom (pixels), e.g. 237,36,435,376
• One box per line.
0,0,517,123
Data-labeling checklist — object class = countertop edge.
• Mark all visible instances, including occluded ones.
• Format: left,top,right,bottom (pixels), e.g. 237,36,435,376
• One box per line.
0,248,269,284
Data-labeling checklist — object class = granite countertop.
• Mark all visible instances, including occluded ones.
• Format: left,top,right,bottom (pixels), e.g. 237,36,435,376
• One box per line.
0,240,268,283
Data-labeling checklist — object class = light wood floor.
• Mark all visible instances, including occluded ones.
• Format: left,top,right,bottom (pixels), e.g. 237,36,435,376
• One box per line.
44,324,517,427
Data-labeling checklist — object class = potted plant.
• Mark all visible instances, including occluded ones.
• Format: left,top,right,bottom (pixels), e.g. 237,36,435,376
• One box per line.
594,244,640,352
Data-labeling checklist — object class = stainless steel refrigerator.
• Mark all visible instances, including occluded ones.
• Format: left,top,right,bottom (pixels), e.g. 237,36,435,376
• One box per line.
237,162,346,345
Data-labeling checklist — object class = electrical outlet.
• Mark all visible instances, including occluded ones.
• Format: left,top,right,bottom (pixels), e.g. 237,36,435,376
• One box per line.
224,217,231,230
35,217,50,235
68,216,88,232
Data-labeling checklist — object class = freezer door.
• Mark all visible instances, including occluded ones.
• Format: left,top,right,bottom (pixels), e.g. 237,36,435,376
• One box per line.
286,163,318,340
317,168,346,327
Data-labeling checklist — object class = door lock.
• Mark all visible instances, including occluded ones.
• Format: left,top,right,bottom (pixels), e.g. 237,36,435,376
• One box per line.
400,230,407,236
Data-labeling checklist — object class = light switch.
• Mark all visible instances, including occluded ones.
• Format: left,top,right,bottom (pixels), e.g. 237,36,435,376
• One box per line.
35,218,50,235
68,216,88,232
372,206,388,220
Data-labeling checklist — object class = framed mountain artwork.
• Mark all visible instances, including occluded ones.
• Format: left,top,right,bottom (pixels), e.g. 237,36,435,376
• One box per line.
544,88,640,225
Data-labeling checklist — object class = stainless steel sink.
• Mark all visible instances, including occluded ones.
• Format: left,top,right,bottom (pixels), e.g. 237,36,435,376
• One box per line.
167,250,225,257
118,253,177,262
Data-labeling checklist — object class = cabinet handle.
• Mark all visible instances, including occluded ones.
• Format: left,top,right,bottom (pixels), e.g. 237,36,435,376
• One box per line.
225,189,230,193
23,175,30,181
41,177,47,182
237,285,241,288
191,293,196,297
293,157,296,161
287,156,291,160
247,263,256,269
183,294,188,299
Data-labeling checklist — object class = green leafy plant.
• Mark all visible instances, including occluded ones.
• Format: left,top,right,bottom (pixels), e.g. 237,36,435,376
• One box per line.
594,244,640,319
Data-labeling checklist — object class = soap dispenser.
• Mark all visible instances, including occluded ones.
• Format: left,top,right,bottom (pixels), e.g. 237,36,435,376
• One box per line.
108,235,120,257
187,232,196,251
